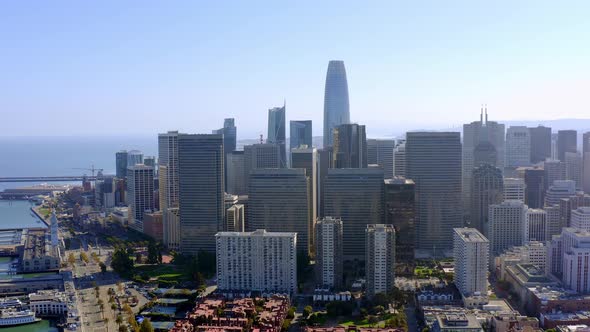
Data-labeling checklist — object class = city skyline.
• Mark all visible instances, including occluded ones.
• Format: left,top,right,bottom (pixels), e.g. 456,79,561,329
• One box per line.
2,2,590,137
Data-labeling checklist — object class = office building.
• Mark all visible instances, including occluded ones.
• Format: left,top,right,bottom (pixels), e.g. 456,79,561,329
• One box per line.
213,118,237,191
323,168,384,260
470,164,503,236
506,126,531,168
557,130,577,162
226,151,246,195
406,132,462,255
116,151,128,179
317,148,332,217
243,143,281,191
333,123,367,169
489,201,527,256
384,177,415,270
248,168,311,254
291,147,318,237
158,131,180,210
393,140,406,177
268,105,287,168
523,168,545,208
178,134,224,254
143,211,163,242
529,126,552,164
226,204,244,232
290,120,312,151
549,227,590,293
127,150,144,168
216,229,297,294
525,209,547,242
565,151,583,190
453,228,489,297
323,60,350,148
315,217,343,290
143,156,156,168
365,224,396,297
462,109,505,210
571,207,590,232
367,139,395,178
545,180,576,207
544,160,566,190
583,132,590,193
504,177,526,202
163,208,180,251
127,164,154,231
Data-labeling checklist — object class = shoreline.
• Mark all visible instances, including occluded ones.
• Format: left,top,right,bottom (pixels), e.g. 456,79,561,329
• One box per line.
30,206,50,227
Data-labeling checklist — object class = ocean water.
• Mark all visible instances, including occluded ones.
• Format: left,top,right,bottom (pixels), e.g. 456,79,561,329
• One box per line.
0,200,46,229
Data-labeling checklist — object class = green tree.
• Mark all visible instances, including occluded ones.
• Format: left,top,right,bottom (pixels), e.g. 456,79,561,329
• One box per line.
139,318,154,332
147,242,158,264
111,248,134,276
68,252,76,267
372,292,390,308
100,262,107,273
303,305,313,318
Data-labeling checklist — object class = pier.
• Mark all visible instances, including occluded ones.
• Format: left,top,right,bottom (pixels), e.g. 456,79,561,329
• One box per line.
0,176,100,183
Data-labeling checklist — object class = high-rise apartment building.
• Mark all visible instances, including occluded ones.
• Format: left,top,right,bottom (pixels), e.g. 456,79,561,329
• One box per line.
323,168,384,260
489,200,527,256
453,228,489,297
323,60,350,148
565,151,583,190
406,132,462,255
525,209,548,242
367,139,395,179
333,123,367,169
178,134,224,254
365,224,396,297
116,151,128,179
248,168,311,255
127,164,154,231
504,178,526,202
529,126,552,164
384,177,415,270
315,217,343,290
462,110,505,210
470,164,503,236
506,126,531,168
268,105,287,168
158,131,180,210
290,120,312,151
557,130,577,162
216,230,297,294
524,168,545,208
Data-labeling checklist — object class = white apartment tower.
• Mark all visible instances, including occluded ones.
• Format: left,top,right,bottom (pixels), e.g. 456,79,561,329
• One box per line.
315,217,343,290
365,224,396,297
489,200,527,256
216,230,297,294
127,164,154,231
453,228,489,297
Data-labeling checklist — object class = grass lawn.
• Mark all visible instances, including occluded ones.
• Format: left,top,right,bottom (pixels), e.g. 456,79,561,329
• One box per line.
338,313,393,328
134,264,187,281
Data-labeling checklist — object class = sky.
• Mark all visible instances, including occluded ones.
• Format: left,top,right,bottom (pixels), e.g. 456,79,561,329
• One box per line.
1,1,589,139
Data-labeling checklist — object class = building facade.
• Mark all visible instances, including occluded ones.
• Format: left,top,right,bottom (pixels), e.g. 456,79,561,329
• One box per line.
489,200,527,256
315,217,343,290
127,164,154,230
453,228,489,297
323,60,350,148
333,123,368,169
470,164,504,236
268,105,287,168
365,224,396,297
367,139,395,178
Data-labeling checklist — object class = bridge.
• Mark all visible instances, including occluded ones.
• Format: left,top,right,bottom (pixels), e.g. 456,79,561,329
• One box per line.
0,176,101,183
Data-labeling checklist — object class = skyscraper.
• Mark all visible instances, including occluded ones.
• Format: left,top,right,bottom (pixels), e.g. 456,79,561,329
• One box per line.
525,209,548,242
226,151,246,195
393,140,406,177
583,132,590,193
462,109,505,210
565,151,583,190
365,224,396,297
127,164,154,231
529,126,552,164
115,151,128,179
315,217,343,290
406,132,462,255
506,126,531,168
488,200,527,256
544,159,566,190
323,168,384,260
323,60,350,148
557,130,577,162
178,134,224,254
213,118,237,191
243,143,281,192
504,177,526,202
545,180,576,206
268,104,286,168
453,228,489,297
248,168,311,255
367,139,395,179
290,120,312,151
127,150,144,168
158,131,180,210
384,177,415,272
333,123,367,169
291,147,318,235
524,168,545,208
470,164,503,236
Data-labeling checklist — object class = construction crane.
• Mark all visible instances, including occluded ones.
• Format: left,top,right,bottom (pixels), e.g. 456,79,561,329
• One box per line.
72,165,104,178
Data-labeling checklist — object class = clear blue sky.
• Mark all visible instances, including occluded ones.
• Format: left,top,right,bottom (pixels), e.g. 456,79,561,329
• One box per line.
1,1,589,138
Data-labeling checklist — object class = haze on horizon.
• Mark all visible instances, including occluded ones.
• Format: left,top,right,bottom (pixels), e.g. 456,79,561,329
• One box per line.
1,1,589,139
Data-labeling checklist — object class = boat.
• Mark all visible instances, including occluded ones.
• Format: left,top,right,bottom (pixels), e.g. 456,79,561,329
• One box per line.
0,309,41,327
0,299,22,309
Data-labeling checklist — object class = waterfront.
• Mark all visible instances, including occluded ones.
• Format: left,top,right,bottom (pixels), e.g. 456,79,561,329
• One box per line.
0,200,46,230
0,319,58,332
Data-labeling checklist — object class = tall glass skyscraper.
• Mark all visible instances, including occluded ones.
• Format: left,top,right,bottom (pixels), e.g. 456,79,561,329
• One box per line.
323,60,350,148
268,105,286,168
290,120,312,151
